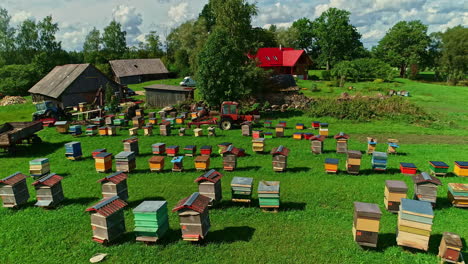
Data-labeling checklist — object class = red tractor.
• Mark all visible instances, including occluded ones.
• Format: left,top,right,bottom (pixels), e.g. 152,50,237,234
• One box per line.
218,101,259,130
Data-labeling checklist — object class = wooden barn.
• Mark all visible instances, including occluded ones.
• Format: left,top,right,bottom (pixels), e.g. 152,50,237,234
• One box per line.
172,192,211,242
144,84,194,108
110,59,169,85
28,64,120,108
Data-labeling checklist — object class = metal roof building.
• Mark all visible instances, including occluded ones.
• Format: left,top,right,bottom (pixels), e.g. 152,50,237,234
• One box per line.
109,59,169,85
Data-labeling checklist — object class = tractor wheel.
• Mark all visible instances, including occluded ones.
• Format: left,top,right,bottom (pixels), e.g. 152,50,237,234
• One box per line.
220,119,232,130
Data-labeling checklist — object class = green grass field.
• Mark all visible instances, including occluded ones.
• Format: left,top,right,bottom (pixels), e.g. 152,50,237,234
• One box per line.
0,76,467,263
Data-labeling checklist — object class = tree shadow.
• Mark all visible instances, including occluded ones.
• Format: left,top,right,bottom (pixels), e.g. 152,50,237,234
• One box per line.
428,233,443,255
287,167,311,173
210,200,254,210
0,141,69,158
236,166,262,172
358,168,401,175
203,226,255,244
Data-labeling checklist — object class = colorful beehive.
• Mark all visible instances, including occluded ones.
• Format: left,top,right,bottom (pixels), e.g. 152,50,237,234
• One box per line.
312,121,320,129
241,122,252,136
179,127,186,136
193,128,203,137
275,125,284,137
303,133,313,140
334,132,349,153
264,132,273,139
384,180,408,213
454,161,468,177
78,102,87,112
387,139,399,154
148,112,156,119
264,120,272,128
310,135,325,154
159,110,167,118
172,192,211,241
448,183,468,208
353,202,382,248
293,132,303,140
115,151,136,173
252,130,263,139
295,123,305,130
107,126,117,136
142,125,152,136
99,126,108,136
55,121,69,134
123,137,139,155
194,156,210,171
171,156,184,172
428,161,449,177
412,172,442,204
190,112,197,119
32,173,64,208
95,152,113,173
86,125,98,136
439,232,463,263
105,115,115,125
400,162,417,175
135,109,144,117
29,158,50,177
86,196,127,244
92,117,104,126
149,156,165,172
160,123,171,136
319,123,329,136
218,142,232,154
134,201,169,243
129,127,138,136
163,117,175,125
167,145,179,157
195,169,223,204
113,119,127,126
325,158,339,173
65,141,82,160
184,145,196,157
346,151,362,175
252,138,266,152
279,121,287,127
231,177,253,203
367,137,377,154
208,126,216,137
372,152,388,171
176,115,185,124
0,172,30,208
271,145,289,172
132,116,144,128
221,145,237,171
69,125,82,136
152,143,165,155
397,198,434,251
149,118,157,125
200,145,212,156
117,112,126,119
98,171,128,200
258,181,280,210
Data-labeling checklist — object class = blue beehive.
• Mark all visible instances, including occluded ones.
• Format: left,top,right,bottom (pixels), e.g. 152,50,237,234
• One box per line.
372,151,388,171
69,125,82,136
65,142,82,160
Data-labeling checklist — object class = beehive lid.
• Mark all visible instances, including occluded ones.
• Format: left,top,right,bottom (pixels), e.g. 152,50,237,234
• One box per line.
325,158,339,165
95,152,112,158
149,156,164,162
93,148,106,153
252,138,265,143
97,171,127,184
116,151,134,159
428,161,448,168
0,172,27,186
171,156,184,163
347,150,362,158
412,172,442,185
231,177,253,186
55,121,68,126
172,192,211,213
195,169,222,183
168,145,178,149
443,232,462,248
184,145,196,150
201,145,212,150
385,180,408,192
271,145,290,156
86,196,127,216
400,198,434,218
372,152,388,159
353,202,382,219
455,161,468,167
152,143,165,147
133,201,167,213
32,173,63,186
400,162,417,168
258,181,280,193
30,158,49,165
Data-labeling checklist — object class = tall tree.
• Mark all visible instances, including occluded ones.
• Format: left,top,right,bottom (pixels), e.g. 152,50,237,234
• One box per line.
16,19,39,64
144,31,163,58
275,26,299,48
102,20,127,60
439,26,467,84
83,27,102,63
312,8,364,70
199,2,215,33
251,27,278,49
291,18,315,52
0,7,16,65
37,16,61,53
373,20,430,77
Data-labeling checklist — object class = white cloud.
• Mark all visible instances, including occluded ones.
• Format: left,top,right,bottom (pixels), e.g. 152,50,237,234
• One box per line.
11,11,33,24
57,22,89,51
112,5,143,45
168,2,193,26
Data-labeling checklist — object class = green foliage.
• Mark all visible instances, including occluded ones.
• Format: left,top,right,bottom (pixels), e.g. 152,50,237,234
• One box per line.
275,26,299,48
321,70,331,81
251,27,278,49
0,8,16,65
83,27,103,64
439,26,468,85
309,83,320,92
173,49,191,77
0,64,40,95
95,63,112,77
104,83,119,113
102,20,127,60
291,17,315,52
331,58,396,82
373,79,384,84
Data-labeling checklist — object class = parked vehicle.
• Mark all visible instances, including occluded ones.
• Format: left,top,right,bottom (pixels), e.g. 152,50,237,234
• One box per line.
0,121,43,152
32,101,71,122
180,77,196,87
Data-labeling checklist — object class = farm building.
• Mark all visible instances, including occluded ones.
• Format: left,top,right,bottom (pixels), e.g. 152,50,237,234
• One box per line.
249,47,313,80
144,84,194,108
28,64,120,108
109,59,169,85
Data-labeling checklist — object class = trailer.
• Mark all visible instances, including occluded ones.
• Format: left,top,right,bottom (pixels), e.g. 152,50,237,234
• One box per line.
0,121,43,152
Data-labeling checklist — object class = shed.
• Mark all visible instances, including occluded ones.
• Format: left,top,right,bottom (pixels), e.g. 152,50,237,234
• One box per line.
271,145,290,172
86,196,127,244
32,173,64,208
110,59,169,85
194,169,223,204
29,64,120,108
97,171,129,201
172,192,211,241
0,172,30,208
144,84,194,108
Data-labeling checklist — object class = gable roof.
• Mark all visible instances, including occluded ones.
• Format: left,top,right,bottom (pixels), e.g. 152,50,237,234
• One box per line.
86,196,127,217
0,172,27,186
251,47,312,68
28,64,90,98
412,172,442,185
110,59,168,78
172,192,211,213
271,145,290,156
194,169,223,183
334,132,350,139
32,173,63,187
97,171,128,184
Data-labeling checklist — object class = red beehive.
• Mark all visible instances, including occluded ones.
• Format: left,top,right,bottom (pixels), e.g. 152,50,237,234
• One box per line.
200,145,212,156
400,162,417,175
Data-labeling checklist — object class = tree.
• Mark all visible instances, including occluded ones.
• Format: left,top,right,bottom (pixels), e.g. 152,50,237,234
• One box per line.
312,8,364,70
83,27,102,64
439,26,468,84
37,16,61,53
251,27,278,49
291,18,315,52
331,58,396,85
102,20,127,60
144,31,163,58
0,64,40,95
16,19,39,64
199,2,215,32
373,20,430,77
0,7,16,65
275,26,299,48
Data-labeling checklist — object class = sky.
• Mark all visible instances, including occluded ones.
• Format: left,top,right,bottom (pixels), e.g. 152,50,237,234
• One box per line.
3,0,467,51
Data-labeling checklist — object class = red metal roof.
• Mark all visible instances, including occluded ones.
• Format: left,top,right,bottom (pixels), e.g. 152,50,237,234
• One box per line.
283,50,305,67
334,132,350,139
32,173,63,187
194,169,223,183
310,135,325,141
271,145,290,156
86,196,127,217
0,172,27,186
250,47,310,68
97,171,128,184
172,192,211,213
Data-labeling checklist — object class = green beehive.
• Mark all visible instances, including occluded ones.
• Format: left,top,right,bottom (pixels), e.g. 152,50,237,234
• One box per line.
258,181,280,210
428,161,449,176
133,201,169,243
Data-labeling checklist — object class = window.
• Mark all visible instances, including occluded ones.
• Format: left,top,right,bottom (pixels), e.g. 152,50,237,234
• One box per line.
265,56,270,61
273,56,278,61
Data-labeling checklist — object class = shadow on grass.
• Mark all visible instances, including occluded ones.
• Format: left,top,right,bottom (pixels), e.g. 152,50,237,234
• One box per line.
287,167,311,173
203,226,255,244
280,202,307,211
359,168,401,175
434,197,453,210
427,233,443,255
236,166,262,172
61,197,98,207
211,200,254,210
0,141,68,158
127,196,166,208
374,233,396,251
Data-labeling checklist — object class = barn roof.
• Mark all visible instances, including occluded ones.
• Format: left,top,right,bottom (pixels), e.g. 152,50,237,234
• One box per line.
144,84,194,92
0,172,27,186
97,171,128,184
194,169,223,183
28,64,90,98
86,196,127,217
110,59,168,78
172,192,211,213
32,173,63,187
250,47,312,68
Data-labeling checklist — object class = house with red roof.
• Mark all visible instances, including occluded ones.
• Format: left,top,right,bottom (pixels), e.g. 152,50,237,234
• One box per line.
249,47,313,80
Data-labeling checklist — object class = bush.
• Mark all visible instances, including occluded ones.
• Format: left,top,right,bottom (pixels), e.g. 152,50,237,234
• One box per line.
309,84,321,92
331,58,396,81
321,70,331,81
308,75,320,81
373,78,384,83
0,64,41,96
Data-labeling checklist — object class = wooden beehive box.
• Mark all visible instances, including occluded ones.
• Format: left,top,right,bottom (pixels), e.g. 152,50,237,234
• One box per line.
252,138,266,153
171,156,184,172
167,145,179,156
353,202,382,248
193,128,203,137
221,145,237,171
252,130,263,139
99,126,108,136
400,162,417,175
133,201,169,243
135,109,144,117
271,145,290,172
324,158,339,173
122,137,139,155
218,142,232,154
86,196,127,244
334,132,349,154
447,183,468,208
275,125,284,138
312,121,320,129
387,139,399,154
98,172,128,201
454,161,468,177
208,127,216,137
152,143,166,155
179,127,186,136
29,158,50,177
303,133,313,140
319,123,329,136
428,161,449,177
194,156,210,171
172,192,211,241
293,132,303,140
231,177,253,203
32,173,64,208
295,123,304,130
184,145,196,157
143,125,153,136
412,172,442,204
55,121,69,134
367,137,377,154
310,135,324,154
148,112,156,118
132,116,144,128
438,232,463,263
176,115,185,124
115,151,136,173
346,150,362,175
264,120,272,128
384,180,407,213
200,145,212,156
149,118,157,124
160,123,171,136
107,126,117,136
258,181,280,210
95,152,113,173
105,115,115,125
129,127,138,136
149,156,165,172
264,132,273,139
0,172,30,208
65,141,82,160
242,122,252,136
195,169,223,203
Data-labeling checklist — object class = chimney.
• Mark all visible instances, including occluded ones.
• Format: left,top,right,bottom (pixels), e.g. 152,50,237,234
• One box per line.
279,44,282,50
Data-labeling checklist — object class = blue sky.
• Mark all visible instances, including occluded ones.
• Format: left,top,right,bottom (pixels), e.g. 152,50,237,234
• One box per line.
3,0,467,51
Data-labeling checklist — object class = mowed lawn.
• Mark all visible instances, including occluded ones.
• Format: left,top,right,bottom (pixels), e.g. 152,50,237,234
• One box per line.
0,78,467,263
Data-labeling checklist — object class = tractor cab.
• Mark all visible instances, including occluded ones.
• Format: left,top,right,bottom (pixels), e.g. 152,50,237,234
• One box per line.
34,101,56,116
221,101,239,117
32,101,69,121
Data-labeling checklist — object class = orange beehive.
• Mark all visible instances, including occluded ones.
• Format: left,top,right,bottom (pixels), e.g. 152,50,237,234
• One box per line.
95,152,112,173
149,156,164,172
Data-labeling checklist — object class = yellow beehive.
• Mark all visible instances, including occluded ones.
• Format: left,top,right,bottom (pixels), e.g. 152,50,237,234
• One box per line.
107,126,117,136
99,127,108,136
129,127,138,136
194,128,203,137
149,156,164,172
454,162,468,177
194,156,210,171
144,126,153,136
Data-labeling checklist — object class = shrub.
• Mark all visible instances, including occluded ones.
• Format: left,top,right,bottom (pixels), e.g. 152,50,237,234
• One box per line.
321,70,331,81
308,75,320,81
0,64,41,96
310,84,321,92
373,78,384,83
331,58,396,81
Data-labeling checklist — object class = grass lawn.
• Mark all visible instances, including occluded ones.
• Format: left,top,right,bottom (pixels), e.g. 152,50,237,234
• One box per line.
0,77,467,263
